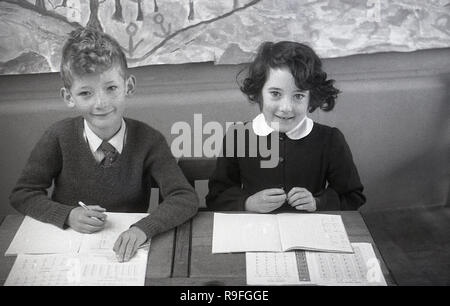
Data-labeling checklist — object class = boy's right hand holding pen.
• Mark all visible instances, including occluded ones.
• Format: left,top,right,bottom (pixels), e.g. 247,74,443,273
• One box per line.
66,201,108,234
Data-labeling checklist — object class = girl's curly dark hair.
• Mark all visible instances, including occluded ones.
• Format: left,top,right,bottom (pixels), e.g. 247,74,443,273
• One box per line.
238,41,340,112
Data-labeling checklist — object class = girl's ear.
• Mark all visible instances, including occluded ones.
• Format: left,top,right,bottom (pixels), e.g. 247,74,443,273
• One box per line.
60,87,75,108
126,75,136,96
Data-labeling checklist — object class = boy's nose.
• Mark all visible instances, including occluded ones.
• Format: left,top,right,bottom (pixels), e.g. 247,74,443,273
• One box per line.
94,94,108,108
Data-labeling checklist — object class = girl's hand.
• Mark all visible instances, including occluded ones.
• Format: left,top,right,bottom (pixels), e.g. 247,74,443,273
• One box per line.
287,187,317,212
245,188,286,213
67,206,107,233
113,226,147,262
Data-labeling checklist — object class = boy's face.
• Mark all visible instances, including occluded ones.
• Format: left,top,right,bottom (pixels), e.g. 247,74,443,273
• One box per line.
61,65,136,139
261,67,309,133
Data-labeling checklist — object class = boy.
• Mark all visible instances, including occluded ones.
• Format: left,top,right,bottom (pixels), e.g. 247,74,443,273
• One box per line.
9,27,198,262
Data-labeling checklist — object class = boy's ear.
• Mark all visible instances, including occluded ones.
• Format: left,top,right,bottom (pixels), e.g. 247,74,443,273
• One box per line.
126,75,136,96
60,87,75,108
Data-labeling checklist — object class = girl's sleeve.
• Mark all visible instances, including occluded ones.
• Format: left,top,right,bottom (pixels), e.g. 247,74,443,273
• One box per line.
9,128,73,228
316,128,366,211
133,133,199,239
205,130,250,211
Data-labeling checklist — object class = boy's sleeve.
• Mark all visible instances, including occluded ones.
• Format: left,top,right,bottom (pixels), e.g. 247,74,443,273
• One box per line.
315,128,366,211
133,133,199,239
9,128,73,228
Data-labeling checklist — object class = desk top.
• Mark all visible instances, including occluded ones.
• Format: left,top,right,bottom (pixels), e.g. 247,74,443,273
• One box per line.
164,211,395,286
0,215,175,286
0,211,395,286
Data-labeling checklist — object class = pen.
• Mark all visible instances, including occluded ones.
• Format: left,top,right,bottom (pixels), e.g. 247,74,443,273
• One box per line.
78,201,103,222
138,242,150,250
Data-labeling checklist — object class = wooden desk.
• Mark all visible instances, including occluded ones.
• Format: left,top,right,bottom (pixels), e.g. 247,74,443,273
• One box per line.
0,212,395,286
161,211,396,286
0,215,175,286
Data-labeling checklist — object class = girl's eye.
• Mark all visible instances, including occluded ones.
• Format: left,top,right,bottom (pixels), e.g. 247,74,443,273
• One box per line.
269,91,281,98
107,85,118,91
294,93,305,101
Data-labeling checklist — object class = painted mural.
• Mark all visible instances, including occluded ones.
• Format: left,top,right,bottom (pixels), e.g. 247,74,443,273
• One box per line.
0,0,449,75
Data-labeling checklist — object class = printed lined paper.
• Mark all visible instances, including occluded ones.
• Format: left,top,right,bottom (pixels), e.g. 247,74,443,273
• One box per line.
4,249,148,286
246,243,386,286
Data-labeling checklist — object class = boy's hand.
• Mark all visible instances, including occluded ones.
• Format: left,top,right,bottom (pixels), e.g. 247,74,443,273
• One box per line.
245,188,286,213
67,206,107,233
113,226,147,262
287,187,317,212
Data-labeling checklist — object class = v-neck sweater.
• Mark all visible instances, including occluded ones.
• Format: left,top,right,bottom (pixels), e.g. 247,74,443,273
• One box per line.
10,116,198,238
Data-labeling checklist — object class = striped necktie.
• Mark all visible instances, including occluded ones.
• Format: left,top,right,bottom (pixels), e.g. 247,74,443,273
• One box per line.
99,141,118,167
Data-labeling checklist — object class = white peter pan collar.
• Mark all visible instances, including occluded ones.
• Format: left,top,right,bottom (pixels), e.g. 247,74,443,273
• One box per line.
252,113,314,140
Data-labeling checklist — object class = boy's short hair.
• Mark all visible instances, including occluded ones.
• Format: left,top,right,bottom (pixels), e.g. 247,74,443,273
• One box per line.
60,27,128,89
239,41,340,112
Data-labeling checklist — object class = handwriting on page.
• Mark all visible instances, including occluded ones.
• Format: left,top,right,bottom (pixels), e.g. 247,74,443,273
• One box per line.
6,213,149,255
5,254,73,286
318,215,351,251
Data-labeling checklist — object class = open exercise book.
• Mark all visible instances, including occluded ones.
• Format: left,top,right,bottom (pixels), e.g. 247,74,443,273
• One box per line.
212,213,353,253
246,243,387,286
5,213,150,286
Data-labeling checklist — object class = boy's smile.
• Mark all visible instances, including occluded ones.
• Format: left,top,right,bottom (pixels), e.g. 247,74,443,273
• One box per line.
261,67,309,133
61,65,135,140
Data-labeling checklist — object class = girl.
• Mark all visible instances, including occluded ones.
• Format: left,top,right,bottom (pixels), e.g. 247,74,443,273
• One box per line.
206,41,365,213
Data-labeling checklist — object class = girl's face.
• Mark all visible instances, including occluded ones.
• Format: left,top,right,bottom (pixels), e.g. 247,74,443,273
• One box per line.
261,67,309,133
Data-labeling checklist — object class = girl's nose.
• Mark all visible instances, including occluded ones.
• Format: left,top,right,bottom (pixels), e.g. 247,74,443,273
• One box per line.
279,97,293,112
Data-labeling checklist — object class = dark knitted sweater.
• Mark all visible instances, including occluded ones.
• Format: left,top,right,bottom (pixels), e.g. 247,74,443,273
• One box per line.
206,122,365,211
10,117,198,238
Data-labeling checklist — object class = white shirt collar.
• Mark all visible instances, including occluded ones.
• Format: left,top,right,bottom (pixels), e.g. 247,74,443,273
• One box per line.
252,113,314,140
84,119,126,154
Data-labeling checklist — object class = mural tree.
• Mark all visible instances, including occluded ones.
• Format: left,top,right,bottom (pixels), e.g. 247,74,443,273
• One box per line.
35,0,46,11
130,0,143,21
188,0,194,21
86,0,103,31
128,0,262,63
3,0,81,27
112,0,124,22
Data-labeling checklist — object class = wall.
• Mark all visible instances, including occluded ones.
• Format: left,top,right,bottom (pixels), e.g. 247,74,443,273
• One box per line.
0,48,449,215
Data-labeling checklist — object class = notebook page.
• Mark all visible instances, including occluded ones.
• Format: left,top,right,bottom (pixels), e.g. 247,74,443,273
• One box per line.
212,213,281,253
306,243,387,286
246,251,313,285
4,249,148,286
277,214,353,253
79,213,149,253
6,213,149,255
5,216,81,255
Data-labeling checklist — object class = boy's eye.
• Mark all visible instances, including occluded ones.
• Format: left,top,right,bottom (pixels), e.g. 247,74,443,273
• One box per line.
107,85,118,91
78,91,92,97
